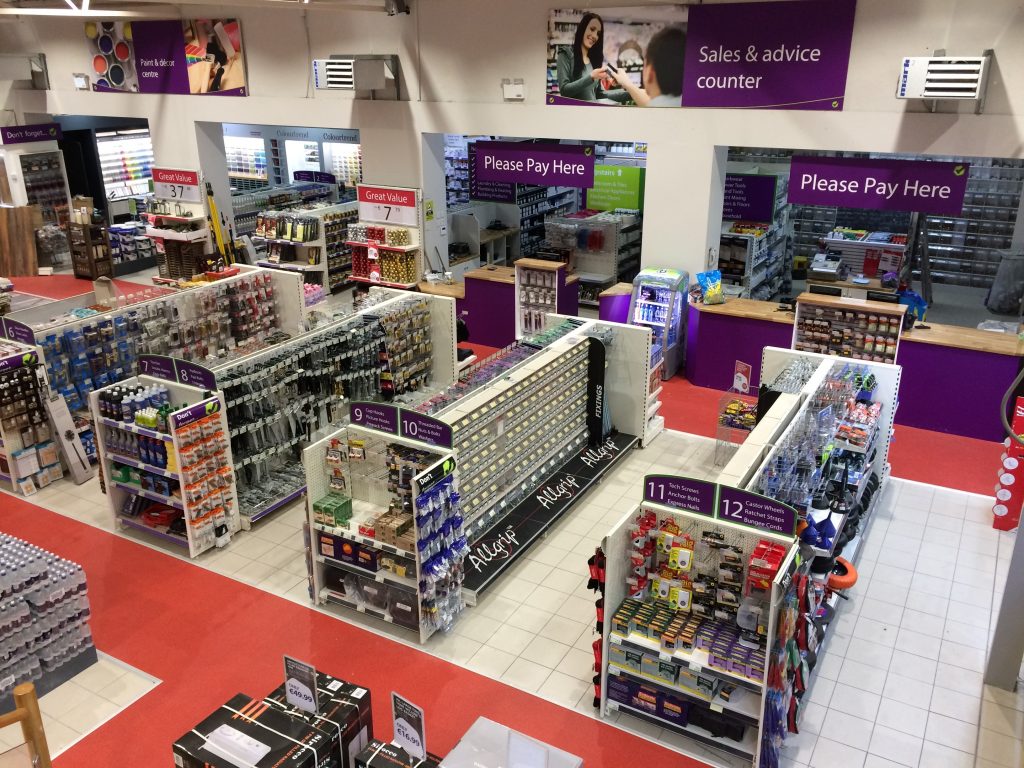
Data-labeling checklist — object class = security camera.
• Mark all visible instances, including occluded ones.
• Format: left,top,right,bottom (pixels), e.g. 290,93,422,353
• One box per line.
384,0,410,14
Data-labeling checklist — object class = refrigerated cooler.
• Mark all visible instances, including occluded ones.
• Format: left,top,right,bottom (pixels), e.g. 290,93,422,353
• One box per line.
628,267,688,380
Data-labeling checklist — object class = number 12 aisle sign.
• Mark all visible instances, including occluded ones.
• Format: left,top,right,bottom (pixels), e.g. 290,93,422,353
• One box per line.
357,184,419,227
152,168,202,204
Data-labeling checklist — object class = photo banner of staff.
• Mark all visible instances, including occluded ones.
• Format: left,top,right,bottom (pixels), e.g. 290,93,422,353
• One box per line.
545,0,857,111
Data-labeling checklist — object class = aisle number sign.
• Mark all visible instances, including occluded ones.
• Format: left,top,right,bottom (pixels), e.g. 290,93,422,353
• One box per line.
357,184,419,227
152,167,202,204
644,474,798,536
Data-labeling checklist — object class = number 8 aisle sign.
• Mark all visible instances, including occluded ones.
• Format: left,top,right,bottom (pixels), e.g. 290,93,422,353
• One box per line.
357,184,419,227
152,167,202,204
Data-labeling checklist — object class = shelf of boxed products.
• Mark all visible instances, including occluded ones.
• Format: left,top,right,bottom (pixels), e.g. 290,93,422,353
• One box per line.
230,182,339,236
92,376,241,558
308,431,466,642
792,292,907,364
605,697,759,759
0,343,66,496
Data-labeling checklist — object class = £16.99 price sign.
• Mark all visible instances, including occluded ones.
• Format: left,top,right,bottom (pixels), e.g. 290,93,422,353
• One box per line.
152,167,203,204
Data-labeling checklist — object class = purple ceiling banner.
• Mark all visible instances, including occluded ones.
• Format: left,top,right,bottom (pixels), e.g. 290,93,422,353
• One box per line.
474,141,594,188
683,0,857,110
788,156,969,215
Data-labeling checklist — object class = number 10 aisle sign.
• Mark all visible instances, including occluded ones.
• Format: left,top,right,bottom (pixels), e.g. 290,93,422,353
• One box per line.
357,184,419,227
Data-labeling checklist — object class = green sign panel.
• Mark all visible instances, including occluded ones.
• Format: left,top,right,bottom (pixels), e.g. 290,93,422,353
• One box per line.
586,165,645,211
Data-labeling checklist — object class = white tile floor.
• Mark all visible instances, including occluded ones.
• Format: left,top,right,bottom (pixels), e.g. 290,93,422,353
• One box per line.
8,427,1022,768
0,654,159,759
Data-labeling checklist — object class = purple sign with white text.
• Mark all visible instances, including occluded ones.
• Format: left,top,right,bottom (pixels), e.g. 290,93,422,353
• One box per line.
683,0,856,110
788,156,969,215
171,397,221,429
468,144,516,203
138,355,177,383
0,123,62,145
175,360,216,390
718,486,797,535
0,319,36,346
644,475,717,517
399,411,453,449
350,402,399,435
474,141,594,189
723,174,777,221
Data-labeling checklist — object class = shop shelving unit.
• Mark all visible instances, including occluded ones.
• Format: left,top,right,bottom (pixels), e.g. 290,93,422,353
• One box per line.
16,151,72,226
66,222,113,280
253,201,358,293
792,292,908,364
91,376,241,558
305,424,463,643
514,259,567,337
347,188,425,290
225,135,269,191
229,182,338,237
599,484,799,764
718,224,787,302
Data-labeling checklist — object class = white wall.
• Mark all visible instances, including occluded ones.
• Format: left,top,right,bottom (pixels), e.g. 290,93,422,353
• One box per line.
4,0,1024,279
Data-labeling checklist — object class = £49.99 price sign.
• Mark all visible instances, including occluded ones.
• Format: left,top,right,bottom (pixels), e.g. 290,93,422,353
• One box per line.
357,184,419,227
152,167,203,204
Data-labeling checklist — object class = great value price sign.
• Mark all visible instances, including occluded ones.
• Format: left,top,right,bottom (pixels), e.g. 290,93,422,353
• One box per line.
788,156,969,215
683,0,857,110
152,167,203,203
357,184,419,227
644,474,798,536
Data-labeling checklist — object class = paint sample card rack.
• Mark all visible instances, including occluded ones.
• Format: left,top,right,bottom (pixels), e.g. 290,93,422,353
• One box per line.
304,424,464,644
90,374,241,559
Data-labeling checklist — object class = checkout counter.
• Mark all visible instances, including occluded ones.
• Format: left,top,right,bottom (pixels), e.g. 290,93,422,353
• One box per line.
599,282,1023,442
420,265,579,348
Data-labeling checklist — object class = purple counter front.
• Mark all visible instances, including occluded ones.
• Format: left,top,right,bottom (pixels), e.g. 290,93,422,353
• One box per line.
685,302,1022,442
462,275,580,349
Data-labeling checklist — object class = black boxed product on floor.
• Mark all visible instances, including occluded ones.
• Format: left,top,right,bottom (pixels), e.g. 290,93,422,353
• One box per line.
172,693,335,768
265,673,373,768
355,740,442,768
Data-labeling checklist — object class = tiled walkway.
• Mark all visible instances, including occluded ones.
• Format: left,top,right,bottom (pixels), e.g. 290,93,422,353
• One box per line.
5,429,1021,768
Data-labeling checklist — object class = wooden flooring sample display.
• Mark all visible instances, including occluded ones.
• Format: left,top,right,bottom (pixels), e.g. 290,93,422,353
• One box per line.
0,205,41,277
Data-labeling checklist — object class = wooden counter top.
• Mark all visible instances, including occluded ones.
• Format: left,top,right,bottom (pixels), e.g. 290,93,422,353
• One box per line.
693,297,796,325
600,282,633,298
796,291,908,317
465,266,516,284
515,258,565,271
806,277,894,293
694,296,1024,356
418,280,465,299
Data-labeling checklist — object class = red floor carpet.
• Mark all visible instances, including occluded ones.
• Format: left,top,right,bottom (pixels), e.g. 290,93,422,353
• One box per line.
0,498,700,768
10,275,170,301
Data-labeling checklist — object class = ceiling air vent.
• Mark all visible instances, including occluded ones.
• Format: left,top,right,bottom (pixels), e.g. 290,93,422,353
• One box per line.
896,55,990,101
313,58,355,90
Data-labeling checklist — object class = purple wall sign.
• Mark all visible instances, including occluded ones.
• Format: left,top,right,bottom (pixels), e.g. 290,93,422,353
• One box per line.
474,141,594,188
174,360,216,390
718,486,798,535
294,171,337,185
468,144,516,203
138,355,177,383
723,174,778,221
0,123,62,145
399,410,453,448
350,402,399,435
788,156,969,215
171,397,221,429
683,0,857,110
644,475,717,517
0,319,36,346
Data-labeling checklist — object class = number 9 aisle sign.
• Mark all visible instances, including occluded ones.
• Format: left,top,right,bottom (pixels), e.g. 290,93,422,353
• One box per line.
644,474,798,536
152,167,203,204
357,184,419,227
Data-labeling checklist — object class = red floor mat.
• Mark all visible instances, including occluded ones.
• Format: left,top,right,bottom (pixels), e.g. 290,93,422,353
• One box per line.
10,275,170,301
0,500,704,768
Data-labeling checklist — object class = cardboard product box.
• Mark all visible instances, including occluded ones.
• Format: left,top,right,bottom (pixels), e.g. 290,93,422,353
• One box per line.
265,674,373,768
355,740,442,768
640,655,678,687
173,693,335,768
605,673,637,707
608,645,643,674
659,693,689,727
387,585,419,630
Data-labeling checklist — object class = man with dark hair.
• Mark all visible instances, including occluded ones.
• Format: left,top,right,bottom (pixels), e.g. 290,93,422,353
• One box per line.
611,25,686,107
643,26,686,106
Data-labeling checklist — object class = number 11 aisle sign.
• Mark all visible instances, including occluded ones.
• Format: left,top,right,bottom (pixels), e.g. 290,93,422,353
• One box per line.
357,184,419,227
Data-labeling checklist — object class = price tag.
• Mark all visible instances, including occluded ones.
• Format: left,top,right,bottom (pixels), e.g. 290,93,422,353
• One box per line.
391,692,426,760
152,167,203,204
689,661,702,673
710,703,724,713
357,184,419,226
659,651,673,663
610,635,622,646
283,655,318,714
